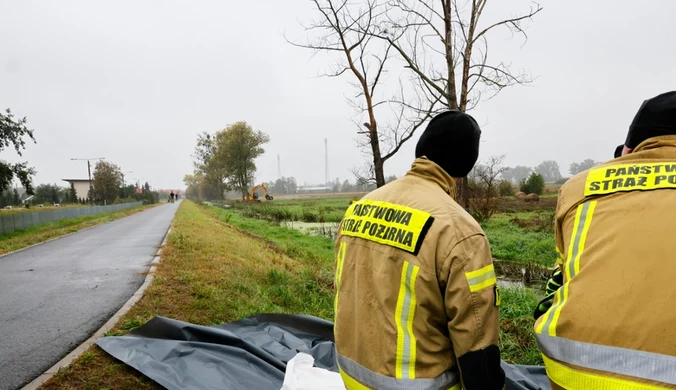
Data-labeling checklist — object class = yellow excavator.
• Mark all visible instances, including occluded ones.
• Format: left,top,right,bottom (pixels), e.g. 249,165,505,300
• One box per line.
245,183,273,201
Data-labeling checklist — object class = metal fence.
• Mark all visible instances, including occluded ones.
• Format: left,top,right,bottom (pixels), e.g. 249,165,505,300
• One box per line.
0,202,143,234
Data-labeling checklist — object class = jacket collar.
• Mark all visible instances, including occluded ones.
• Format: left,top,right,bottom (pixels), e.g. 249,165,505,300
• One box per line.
405,157,457,197
634,135,676,153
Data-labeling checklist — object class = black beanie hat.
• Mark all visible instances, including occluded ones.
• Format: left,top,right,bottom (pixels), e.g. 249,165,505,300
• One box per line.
625,91,676,149
614,144,624,158
415,111,481,178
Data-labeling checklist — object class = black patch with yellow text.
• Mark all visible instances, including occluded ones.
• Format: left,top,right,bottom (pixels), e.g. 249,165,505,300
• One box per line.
585,162,676,196
339,199,434,255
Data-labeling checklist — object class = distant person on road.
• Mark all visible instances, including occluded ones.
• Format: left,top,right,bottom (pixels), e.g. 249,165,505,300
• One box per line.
333,111,504,390
169,191,175,203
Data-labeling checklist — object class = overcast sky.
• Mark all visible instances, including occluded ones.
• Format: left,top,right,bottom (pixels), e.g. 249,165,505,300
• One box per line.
1,0,674,190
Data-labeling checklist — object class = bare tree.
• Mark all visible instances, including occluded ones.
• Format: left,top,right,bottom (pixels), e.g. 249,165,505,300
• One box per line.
468,155,506,221
373,0,542,205
288,0,434,187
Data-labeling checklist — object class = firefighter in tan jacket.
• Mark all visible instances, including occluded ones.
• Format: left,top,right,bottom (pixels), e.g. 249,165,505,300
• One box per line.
334,111,505,390
535,91,676,389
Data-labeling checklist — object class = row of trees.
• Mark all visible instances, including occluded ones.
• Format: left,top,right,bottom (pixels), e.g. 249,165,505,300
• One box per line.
186,121,270,200
1,108,159,207
502,159,601,183
12,162,160,206
469,155,546,221
89,161,159,205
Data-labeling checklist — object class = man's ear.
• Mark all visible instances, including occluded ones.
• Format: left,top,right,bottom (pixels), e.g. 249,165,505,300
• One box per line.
622,146,633,156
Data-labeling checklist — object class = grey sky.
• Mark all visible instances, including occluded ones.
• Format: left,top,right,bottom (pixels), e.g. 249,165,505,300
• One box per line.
1,0,674,190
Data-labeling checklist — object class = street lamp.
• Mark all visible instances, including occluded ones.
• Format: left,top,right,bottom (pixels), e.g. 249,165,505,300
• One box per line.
71,157,105,205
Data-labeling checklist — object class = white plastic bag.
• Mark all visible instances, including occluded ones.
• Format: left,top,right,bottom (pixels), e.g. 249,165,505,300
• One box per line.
280,352,346,390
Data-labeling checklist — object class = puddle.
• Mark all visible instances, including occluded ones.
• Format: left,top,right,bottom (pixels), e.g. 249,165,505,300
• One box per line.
283,221,339,238
498,279,526,288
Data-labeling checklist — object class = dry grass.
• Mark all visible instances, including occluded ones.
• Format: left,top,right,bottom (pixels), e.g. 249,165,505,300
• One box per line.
39,200,334,389
0,204,156,255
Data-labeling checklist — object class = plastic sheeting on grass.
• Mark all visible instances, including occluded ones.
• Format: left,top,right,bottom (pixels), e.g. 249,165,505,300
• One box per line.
97,314,551,390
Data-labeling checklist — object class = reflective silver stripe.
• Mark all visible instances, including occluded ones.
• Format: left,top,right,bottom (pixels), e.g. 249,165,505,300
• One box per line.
466,268,496,286
400,261,415,378
568,201,592,279
537,333,676,385
337,354,459,390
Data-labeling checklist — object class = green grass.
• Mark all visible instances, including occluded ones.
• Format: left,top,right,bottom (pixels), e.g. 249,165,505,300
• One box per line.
499,286,543,365
0,204,156,255
224,196,558,268
222,196,353,223
0,203,85,215
482,211,556,267
206,201,546,366
207,205,336,263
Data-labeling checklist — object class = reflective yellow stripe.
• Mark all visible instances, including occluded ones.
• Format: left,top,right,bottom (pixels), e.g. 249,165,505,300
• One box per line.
542,355,669,390
538,201,596,336
334,242,346,321
340,368,370,390
394,261,419,379
535,283,559,334
556,246,565,265
394,263,408,378
465,264,497,293
336,242,346,286
406,265,419,379
565,204,584,281
546,283,568,337
573,201,596,277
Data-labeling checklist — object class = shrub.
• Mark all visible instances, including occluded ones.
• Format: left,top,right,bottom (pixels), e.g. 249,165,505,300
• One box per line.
520,173,545,195
499,180,515,197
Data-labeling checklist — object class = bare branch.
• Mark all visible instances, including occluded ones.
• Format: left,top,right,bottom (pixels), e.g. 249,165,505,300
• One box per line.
472,3,543,45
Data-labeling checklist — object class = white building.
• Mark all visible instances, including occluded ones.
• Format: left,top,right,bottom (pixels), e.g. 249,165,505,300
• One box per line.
62,179,92,201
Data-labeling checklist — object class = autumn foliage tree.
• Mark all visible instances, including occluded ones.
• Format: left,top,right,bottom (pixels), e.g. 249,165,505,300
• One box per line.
192,122,269,200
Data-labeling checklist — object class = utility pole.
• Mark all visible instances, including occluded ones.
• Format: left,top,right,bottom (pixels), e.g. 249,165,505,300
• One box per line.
324,138,329,189
71,157,105,205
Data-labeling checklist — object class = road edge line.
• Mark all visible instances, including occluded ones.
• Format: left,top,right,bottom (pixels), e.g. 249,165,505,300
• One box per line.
20,225,172,390
0,204,163,261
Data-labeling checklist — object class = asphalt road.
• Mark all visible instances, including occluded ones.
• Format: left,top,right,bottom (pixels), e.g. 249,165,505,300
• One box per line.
0,202,179,390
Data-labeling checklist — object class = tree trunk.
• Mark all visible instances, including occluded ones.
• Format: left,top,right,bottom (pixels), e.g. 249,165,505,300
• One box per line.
373,155,385,188
369,122,386,188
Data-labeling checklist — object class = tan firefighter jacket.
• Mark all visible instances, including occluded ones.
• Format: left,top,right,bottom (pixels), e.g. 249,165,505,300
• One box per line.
334,157,504,390
535,136,676,389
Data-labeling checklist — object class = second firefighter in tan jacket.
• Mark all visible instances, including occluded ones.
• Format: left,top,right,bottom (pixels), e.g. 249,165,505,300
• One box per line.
334,111,505,390
535,91,676,389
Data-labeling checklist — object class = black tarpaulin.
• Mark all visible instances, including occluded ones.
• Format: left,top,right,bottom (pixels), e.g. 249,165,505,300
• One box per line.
97,314,550,390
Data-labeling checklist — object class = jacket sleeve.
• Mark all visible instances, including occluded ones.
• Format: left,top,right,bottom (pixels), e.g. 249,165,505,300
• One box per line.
444,233,505,390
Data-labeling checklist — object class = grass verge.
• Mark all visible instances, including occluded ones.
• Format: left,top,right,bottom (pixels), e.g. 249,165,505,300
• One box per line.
0,204,157,255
